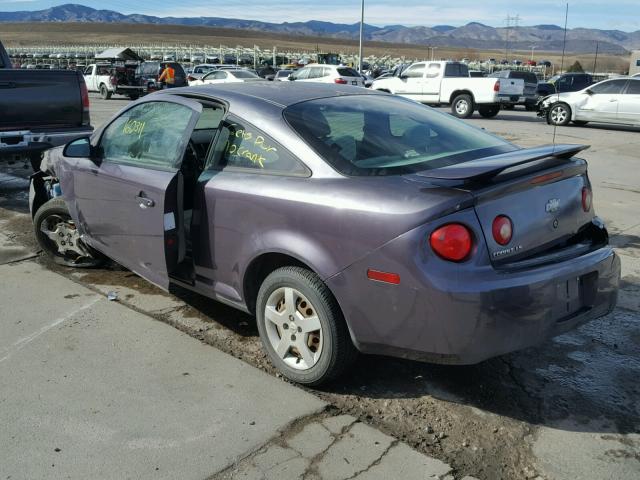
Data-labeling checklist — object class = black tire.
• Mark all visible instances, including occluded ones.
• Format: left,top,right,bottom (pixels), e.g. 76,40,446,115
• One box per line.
129,94,140,100
573,120,589,126
99,84,112,100
33,198,104,268
256,266,357,386
478,105,500,118
547,102,572,126
451,94,474,118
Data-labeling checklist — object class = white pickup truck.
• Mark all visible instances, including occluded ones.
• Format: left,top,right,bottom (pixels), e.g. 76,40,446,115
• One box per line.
83,63,145,100
372,61,525,118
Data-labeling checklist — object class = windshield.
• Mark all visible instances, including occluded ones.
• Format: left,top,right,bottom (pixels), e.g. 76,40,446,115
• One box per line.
284,95,515,176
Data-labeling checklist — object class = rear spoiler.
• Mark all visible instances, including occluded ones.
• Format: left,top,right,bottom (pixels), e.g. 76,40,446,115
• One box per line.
417,144,589,184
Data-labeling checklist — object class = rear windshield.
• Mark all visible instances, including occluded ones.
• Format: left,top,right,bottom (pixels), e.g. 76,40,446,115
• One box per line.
231,70,259,78
337,67,360,77
284,95,515,176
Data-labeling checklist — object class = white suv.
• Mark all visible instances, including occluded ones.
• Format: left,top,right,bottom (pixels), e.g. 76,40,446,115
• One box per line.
290,64,364,86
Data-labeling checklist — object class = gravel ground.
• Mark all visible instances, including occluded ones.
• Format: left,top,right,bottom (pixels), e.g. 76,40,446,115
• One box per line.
1,95,638,480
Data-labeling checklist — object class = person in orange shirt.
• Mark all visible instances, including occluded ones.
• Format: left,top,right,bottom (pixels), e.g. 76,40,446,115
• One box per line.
158,64,176,88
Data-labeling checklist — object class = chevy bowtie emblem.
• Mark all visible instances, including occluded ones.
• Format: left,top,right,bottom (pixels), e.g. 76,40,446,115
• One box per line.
545,198,560,213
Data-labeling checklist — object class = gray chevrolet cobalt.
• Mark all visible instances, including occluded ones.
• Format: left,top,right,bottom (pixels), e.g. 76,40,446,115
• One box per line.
30,82,620,385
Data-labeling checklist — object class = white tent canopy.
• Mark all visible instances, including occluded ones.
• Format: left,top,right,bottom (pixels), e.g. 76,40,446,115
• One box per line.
95,47,143,62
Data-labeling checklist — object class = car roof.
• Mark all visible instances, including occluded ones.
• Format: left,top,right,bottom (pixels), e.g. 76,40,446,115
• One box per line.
164,82,383,110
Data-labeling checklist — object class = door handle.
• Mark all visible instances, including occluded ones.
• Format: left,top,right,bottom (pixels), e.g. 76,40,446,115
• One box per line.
135,192,155,209
609,99,618,102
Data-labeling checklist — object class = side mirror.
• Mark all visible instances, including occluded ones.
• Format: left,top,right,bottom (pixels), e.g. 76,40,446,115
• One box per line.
63,137,101,164
585,88,594,96
288,74,295,81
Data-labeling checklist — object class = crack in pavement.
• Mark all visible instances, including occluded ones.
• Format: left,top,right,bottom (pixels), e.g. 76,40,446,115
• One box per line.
302,417,359,478
347,439,400,479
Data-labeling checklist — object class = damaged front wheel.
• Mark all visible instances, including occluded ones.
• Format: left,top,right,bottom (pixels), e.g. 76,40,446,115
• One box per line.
34,198,104,268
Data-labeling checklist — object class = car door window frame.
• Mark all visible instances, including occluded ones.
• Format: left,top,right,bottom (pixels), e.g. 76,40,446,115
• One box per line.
94,97,204,173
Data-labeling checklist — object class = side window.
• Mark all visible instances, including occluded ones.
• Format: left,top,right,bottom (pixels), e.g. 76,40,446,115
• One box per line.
307,67,320,79
214,117,309,176
590,80,627,95
425,63,441,78
625,80,640,94
100,101,196,171
84,66,93,75
294,68,310,80
404,64,425,78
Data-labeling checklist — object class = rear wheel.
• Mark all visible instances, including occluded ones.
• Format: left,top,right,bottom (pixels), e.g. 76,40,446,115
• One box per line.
256,267,357,386
547,103,571,126
478,105,500,118
100,84,112,100
451,94,474,118
34,198,104,268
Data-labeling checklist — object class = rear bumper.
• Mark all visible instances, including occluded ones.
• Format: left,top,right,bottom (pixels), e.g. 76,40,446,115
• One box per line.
328,215,620,364
497,94,526,104
0,127,93,158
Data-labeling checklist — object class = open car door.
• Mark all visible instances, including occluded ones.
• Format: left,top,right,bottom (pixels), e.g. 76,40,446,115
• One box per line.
64,96,203,289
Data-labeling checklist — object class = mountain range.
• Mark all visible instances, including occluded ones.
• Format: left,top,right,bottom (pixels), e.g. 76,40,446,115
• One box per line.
1,3,638,54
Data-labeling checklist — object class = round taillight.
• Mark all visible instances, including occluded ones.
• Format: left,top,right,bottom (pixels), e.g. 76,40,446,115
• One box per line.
582,187,592,212
429,224,473,262
492,215,513,246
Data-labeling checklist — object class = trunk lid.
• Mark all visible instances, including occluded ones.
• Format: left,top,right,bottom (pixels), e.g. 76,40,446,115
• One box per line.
417,144,597,265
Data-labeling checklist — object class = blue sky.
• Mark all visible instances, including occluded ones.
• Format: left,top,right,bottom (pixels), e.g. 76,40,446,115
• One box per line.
1,1,639,31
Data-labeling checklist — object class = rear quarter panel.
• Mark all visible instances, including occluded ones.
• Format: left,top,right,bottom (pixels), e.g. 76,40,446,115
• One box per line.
195,171,471,305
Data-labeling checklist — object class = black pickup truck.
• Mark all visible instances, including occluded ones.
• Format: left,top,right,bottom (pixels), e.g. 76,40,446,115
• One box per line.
0,40,93,170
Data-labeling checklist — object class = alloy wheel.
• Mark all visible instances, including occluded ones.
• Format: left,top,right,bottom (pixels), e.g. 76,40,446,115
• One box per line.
264,287,323,370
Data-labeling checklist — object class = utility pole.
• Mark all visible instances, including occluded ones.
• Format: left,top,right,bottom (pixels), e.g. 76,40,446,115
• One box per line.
504,14,520,62
592,42,599,74
358,0,365,72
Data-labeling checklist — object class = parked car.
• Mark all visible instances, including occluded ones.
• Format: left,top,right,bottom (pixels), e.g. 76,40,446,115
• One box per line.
274,69,294,81
83,63,145,100
488,70,539,110
539,77,640,127
30,83,619,385
537,73,593,97
0,40,93,170
189,69,262,86
135,61,187,90
186,64,219,83
289,64,364,87
371,61,525,118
